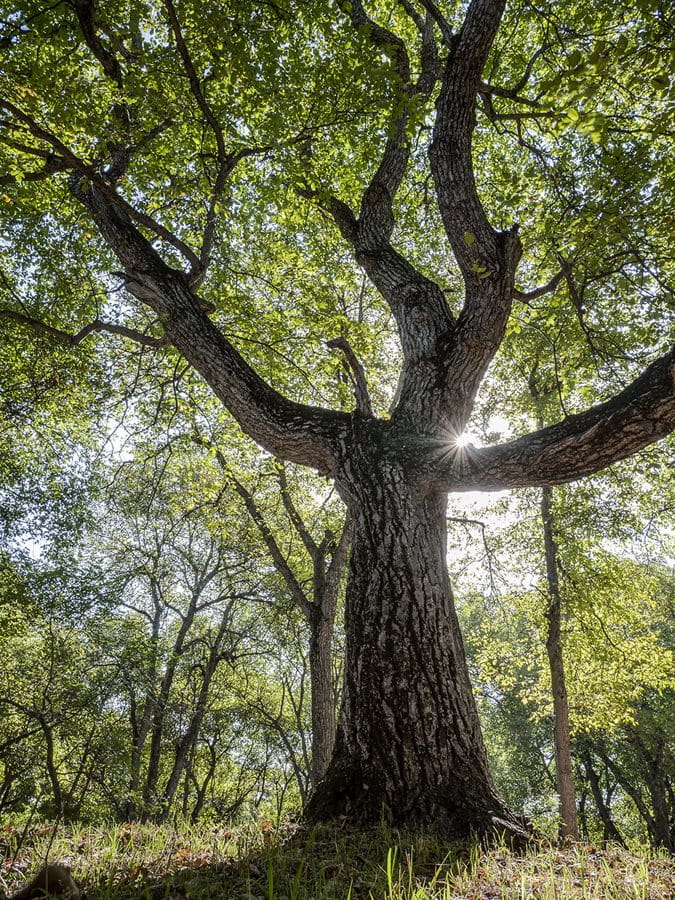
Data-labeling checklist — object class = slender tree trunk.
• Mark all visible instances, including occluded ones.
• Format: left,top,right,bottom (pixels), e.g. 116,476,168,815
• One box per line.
582,751,626,847
305,457,525,838
308,616,337,787
142,599,198,810
190,740,218,824
39,717,64,819
0,772,16,816
578,787,589,840
601,751,661,846
155,616,229,822
540,487,579,841
226,465,349,790
125,597,161,820
633,736,673,851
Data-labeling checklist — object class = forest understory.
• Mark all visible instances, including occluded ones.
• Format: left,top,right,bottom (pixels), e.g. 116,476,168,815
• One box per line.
2,822,674,900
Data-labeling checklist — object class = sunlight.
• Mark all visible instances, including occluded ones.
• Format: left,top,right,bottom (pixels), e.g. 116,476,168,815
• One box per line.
454,432,474,448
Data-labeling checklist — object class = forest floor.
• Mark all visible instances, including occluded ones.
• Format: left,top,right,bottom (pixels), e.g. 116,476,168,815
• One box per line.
1,821,673,899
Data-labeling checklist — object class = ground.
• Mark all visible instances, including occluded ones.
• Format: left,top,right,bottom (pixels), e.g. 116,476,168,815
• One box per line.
1,822,673,899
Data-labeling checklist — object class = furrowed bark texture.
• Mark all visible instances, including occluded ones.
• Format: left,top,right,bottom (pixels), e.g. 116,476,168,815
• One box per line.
304,421,526,838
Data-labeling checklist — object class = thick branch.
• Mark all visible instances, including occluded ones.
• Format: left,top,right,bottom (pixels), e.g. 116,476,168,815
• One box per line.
316,194,452,373
72,0,131,144
73,0,124,88
0,136,69,184
434,348,675,490
337,0,412,242
73,183,345,472
418,0,454,47
397,0,425,33
307,6,453,427
427,0,522,424
430,0,510,275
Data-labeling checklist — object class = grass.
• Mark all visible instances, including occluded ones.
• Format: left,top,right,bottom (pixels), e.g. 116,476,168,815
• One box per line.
1,821,673,899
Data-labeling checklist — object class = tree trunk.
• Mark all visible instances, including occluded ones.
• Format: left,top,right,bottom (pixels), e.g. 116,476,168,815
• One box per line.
305,454,525,839
225,466,347,792
155,612,231,822
142,596,199,811
635,738,673,850
125,596,162,820
308,617,337,787
582,751,626,848
40,717,64,820
540,487,579,842
601,752,660,846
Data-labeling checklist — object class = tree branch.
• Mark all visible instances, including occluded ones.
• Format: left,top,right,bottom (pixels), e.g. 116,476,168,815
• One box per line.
162,0,241,283
276,465,319,560
1,100,200,270
430,0,515,272
73,0,124,88
514,267,566,302
434,347,675,490
229,472,314,620
0,157,68,186
305,3,453,427
0,308,169,348
326,336,373,415
418,0,454,48
72,182,344,471
72,0,131,155
427,0,522,428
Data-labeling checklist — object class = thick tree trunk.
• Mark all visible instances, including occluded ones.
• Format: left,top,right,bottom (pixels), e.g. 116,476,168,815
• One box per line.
305,454,526,838
540,488,579,842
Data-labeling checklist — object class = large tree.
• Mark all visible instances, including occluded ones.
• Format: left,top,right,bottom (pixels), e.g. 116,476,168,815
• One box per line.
1,0,673,837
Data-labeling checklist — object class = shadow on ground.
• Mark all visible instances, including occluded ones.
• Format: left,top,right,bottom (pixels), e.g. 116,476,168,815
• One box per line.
92,825,465,899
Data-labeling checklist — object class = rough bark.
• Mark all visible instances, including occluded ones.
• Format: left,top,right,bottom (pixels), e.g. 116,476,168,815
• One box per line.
67,34,672,840
540,487,579,842
436,348,675,491
308,617,337,787
305,422,527,840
